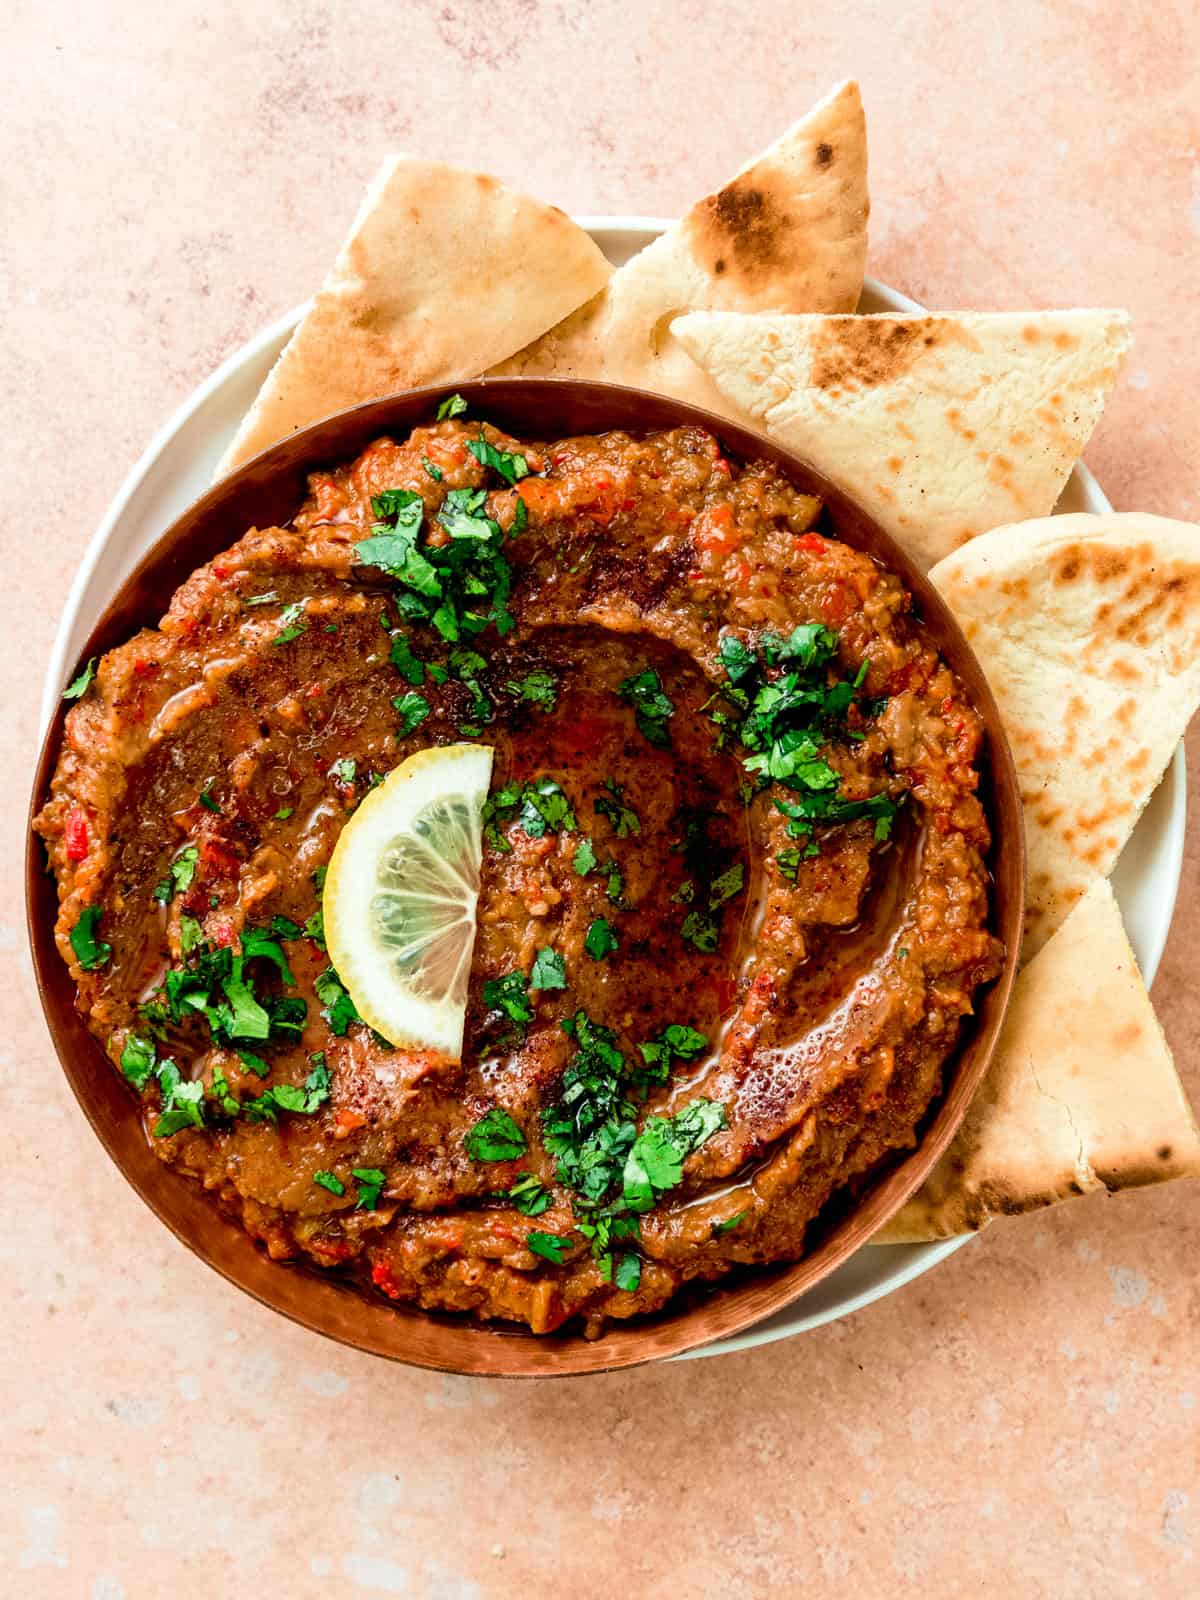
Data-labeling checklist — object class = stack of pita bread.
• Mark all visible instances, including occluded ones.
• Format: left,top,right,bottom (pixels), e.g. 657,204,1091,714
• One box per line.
215,79,1200,1241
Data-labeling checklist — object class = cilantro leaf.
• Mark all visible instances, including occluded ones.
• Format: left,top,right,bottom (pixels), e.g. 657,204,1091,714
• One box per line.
152,844,199,904
119,1032,157,1089
636,1024,708,1085
530,947,566,990
352,1167,386,1209
584,918,619,961
622,1100,726,1212
465,1107,526,1162
315,966,360,1035
467,432,530,487
613,1252,641,1292
526,1230,570,1264
393,691,430,737
422,456,443,482
313,1170,345,1196
62,657,97,701
505,1173,551,1216
504,669,557,710
713,1210,746,1235
152,1059,205,1138
594,777,640,837
617,668,675,748
483,970,533,1027
436,393,468,420
272,600,308,646
240,927,296,986
69,906,111,970
389,633,426,685
572,838,597,875
328,757,356,787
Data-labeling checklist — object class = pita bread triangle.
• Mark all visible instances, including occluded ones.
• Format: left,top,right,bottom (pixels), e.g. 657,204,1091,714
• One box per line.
878,877,1200,1243
671,308,1132,571
930,512,1200,962
216,156,612,477
487,80,869,414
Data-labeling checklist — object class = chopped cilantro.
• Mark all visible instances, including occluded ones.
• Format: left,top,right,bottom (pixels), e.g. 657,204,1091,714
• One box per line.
636,1024,708,1085
572,837,597,875
622,1101,727,1213
313,1170,345,1196
62,657,97,701
436,392,468,420
504,669,557,710
393,690,430,737
152,844,200,904
329,757,356,786
594,777,639,837
448,645,493,734
242,1056,331,1124
312,865,328,893
613,1252,641,1292
272,600,308,646
526,1230,569,1264
119,1032,157,1089
713,1210,746,1235
352,1167,386,1210
673,818,745,953
505,1173,551,1216
584,918,619,961
467,431,530,487
69,905,111,970
240,926,296,985
617,668,675,748
314,966,360,1035
482,777,576,852
530,947,566,991
303,905,326,949
269,914,303,940
273,805,293,820
511,497,528,536
465,1107,526,1162
708,626,900,851
422,455,443,482
179,914,203,955
152,1060,206,1138
483,970,534,1027
389,632,426,686
236,1048,270,1078
898,947,909,960
243,590,279,607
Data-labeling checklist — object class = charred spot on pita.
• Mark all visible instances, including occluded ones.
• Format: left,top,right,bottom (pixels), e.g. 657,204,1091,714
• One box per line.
689,175,792,282
815,141,834,166
810,318,935,392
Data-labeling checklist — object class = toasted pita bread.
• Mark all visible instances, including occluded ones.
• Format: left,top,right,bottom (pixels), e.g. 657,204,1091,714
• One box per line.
878,878,1200,1243
215,157,612,477
487,80,869,414
671,308,1132,571
929,513,1200,961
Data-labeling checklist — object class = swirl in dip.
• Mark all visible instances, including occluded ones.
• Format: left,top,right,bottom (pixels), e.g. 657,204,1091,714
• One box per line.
36,415,1003,1336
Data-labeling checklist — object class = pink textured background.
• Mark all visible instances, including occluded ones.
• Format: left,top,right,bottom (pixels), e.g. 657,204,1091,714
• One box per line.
4,3,1198,1595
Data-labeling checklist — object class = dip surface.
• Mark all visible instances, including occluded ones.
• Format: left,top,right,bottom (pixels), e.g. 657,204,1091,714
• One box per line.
36,417,1003,1336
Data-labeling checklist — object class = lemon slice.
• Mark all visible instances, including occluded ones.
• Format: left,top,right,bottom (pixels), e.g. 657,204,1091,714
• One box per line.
323,742,495,1059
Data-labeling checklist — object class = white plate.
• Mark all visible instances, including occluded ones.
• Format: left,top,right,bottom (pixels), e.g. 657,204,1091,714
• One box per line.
40,217,1185,1360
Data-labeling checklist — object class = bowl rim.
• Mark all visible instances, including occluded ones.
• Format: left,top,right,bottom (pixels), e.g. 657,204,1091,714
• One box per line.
26,376,1025,1377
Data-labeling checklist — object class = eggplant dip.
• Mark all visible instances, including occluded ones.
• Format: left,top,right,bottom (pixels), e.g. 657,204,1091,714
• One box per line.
36,405,1003,1336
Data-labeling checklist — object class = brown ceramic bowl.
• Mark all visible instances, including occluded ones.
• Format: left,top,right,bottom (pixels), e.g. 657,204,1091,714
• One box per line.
27,379,1024,1377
